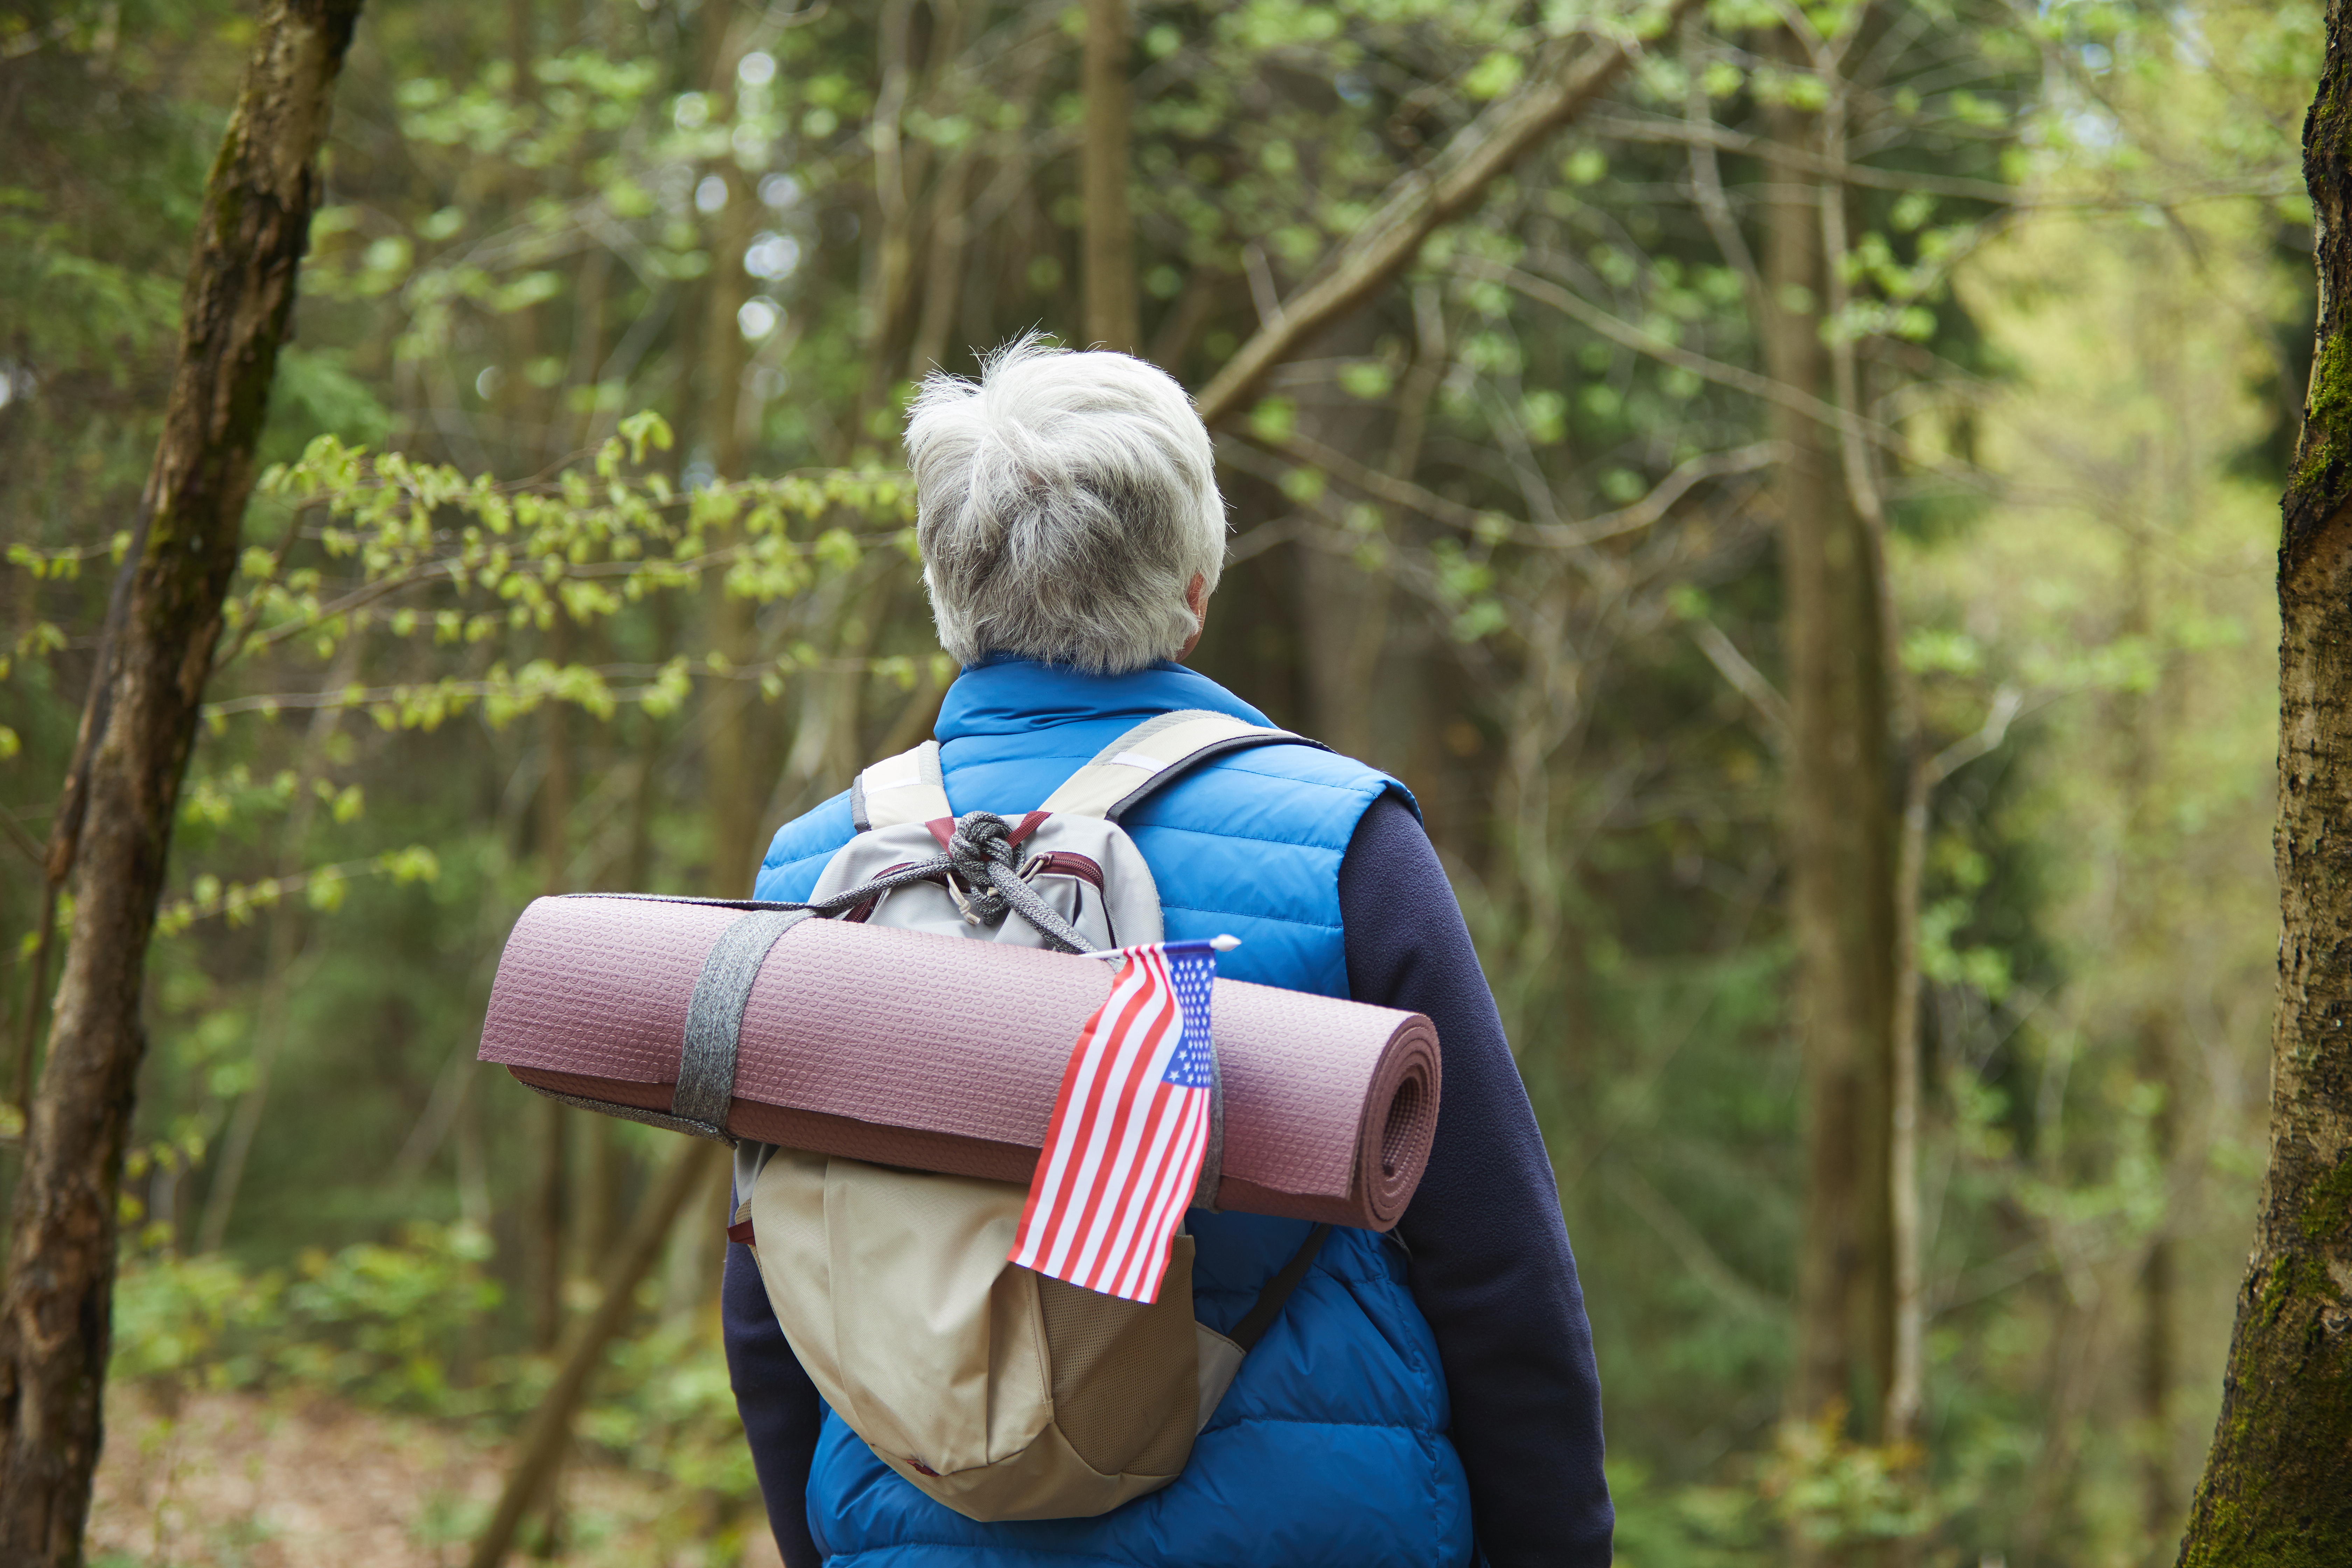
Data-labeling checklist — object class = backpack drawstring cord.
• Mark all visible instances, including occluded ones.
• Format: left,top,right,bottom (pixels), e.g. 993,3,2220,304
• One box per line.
940,811,1096,955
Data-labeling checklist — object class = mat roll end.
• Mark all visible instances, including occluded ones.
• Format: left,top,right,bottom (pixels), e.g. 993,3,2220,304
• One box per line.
1361,1016,1440,1229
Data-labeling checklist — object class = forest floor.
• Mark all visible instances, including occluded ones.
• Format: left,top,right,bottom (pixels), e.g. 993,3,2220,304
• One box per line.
86,1383,784,1567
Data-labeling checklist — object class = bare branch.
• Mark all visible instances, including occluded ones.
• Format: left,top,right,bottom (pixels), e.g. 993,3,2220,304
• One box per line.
1586,107,2296,208
1461,254,1891,446
1244,428,1782,551
1927,683,2024,784
0,803,43,869
1680,15,1763,313
1462,255,2005,500
1192,0,1704,426
1607,1163,1785,1320
1689,619,1791,746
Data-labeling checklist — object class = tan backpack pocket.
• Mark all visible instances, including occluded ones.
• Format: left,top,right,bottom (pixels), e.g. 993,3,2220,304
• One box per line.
746,1147,1205,1521
1035,1249,1199,1480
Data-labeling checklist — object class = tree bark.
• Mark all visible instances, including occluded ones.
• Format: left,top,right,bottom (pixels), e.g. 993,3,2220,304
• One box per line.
1081,0,1137,353
1763,32,1898,1448
0,0,364,1555
2174,7,2352,1560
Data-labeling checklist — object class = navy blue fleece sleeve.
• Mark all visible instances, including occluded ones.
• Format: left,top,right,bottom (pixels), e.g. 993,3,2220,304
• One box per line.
1341,791,1612,1568
723,1238,824,1568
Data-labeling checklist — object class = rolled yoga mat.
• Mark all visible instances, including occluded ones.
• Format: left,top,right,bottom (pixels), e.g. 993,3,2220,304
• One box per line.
476,894,1440,1230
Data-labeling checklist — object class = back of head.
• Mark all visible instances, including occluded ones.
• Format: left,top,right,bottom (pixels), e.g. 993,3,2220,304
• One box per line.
904,335,1225,676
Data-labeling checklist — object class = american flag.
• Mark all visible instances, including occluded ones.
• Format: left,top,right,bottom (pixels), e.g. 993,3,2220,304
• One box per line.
1008,938,1225,1303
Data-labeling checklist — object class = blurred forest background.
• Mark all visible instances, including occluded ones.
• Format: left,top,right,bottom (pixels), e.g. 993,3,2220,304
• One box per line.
0,0,2323,1562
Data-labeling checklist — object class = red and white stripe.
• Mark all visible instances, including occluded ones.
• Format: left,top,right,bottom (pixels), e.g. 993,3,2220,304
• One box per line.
1008,946,1212,1303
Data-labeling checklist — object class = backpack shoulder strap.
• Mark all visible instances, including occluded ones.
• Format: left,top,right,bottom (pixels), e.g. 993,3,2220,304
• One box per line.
849,740,952,831
1037,709,1324,822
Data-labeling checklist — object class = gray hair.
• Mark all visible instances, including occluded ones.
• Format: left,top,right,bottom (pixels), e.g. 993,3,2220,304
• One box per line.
903,335,1226,674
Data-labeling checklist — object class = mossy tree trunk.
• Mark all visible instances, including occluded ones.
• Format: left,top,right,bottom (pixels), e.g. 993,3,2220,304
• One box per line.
0,0,364,1557
2174,5,2352,1561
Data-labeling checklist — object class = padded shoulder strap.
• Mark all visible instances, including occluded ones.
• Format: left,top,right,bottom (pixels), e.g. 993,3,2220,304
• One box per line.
1036,709,1323,822
850,740,951,830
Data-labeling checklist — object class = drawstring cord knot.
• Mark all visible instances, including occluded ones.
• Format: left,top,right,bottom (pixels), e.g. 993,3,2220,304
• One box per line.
939,812,1092,954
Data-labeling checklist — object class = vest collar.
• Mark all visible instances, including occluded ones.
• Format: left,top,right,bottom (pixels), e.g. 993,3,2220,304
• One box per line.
934,657,1274,742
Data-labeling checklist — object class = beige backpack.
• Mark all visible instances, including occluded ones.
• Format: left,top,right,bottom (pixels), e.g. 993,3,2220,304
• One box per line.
730,713,1332,1522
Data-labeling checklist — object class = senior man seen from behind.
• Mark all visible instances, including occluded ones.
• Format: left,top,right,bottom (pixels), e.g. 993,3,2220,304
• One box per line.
721,337,1610,1568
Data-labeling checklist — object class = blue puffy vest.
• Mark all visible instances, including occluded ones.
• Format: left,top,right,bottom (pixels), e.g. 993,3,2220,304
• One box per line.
754,658,1476,1568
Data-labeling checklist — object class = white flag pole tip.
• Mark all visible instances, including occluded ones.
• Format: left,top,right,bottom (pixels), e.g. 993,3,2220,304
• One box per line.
1210,934,1241,952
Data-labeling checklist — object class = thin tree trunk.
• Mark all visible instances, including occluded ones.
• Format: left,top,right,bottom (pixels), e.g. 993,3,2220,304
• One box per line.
194,637,359,1254
901,0,970,382
1081,0,1136,353
566,242,612,455
526,612,576,1568
0,0,364,1553
467,1138,726,1568
531,610,575,1352
1764,26,1898,1454
694,4,764,897
1884,754,1928,1450
2174,7,2352,1559
701,541,760,902
1292,313,1390,759
856,0,921,434
906,143,974,379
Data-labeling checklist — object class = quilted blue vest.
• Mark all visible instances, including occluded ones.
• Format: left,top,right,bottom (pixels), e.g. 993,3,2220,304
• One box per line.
755,657,1476,1568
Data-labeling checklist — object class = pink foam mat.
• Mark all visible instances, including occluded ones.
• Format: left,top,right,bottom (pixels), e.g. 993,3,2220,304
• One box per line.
477,895,1440,1229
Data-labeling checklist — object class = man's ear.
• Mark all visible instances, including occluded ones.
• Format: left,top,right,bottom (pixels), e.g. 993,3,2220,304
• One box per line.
1180,572,1209,659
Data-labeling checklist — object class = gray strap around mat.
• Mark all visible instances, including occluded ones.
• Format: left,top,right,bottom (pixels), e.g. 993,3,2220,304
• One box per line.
672,907,814,1139
1191,1044,1225,1211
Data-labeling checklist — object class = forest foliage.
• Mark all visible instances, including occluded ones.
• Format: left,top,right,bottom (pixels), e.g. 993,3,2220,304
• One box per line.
0,0,2325,1562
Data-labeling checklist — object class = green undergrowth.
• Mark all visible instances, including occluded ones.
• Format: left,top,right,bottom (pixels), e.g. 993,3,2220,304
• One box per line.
1610,1410,1972,1568
108,1222,755,1499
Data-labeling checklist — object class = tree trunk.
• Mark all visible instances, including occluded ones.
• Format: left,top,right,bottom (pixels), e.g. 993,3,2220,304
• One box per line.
467,1138,726,1568
2174,8,2352,1560
1884,751,1929,1451
1289,310,1393,760
0,0,364,1554
532,612,574,1351
855,0,922,436
693,6,765,898
1764,35,1898,1447
1081,0,1136,354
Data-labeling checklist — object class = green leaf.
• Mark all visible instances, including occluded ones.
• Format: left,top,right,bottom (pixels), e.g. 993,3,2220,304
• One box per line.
1247,397,1296,443
1463,52,1524,102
